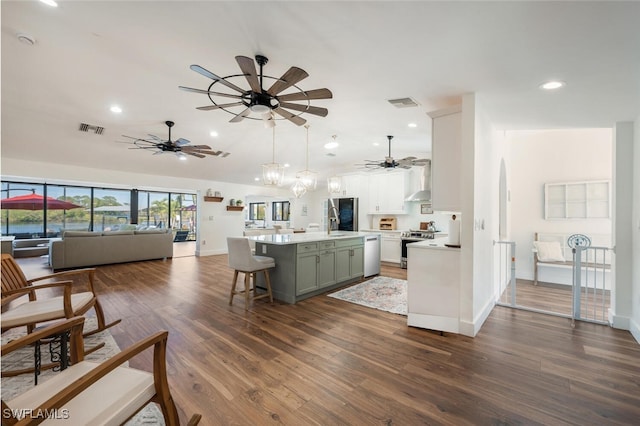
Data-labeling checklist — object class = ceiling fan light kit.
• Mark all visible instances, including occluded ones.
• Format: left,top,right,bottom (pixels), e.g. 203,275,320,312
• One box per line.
180,54,333,127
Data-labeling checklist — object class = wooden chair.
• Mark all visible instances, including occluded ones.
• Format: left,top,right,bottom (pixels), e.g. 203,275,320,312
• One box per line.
1,317,202,425
1,254,121,336
227,237,274,309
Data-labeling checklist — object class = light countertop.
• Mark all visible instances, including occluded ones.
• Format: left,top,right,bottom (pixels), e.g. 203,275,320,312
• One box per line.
249,231,369,245
406,237,461,251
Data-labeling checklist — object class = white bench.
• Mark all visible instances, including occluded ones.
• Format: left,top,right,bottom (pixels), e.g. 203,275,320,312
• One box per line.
533,232,611,285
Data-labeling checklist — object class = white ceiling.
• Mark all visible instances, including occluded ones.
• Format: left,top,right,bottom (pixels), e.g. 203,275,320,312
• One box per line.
2,1,639,186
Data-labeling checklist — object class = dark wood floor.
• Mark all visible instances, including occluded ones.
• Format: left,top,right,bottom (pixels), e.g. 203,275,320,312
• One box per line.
13,256,640,425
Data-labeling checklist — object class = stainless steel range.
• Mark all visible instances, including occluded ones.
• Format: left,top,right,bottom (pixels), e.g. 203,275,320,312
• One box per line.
400,230,439,269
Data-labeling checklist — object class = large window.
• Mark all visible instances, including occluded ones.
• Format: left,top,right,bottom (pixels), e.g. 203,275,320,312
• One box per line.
272,201,290,221
93,188,131,231
47,185,91,233
1,180,197,239
249,203,266,221
1,182,46,237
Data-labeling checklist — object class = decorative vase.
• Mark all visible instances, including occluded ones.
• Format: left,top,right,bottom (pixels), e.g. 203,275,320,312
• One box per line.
229,199,235,206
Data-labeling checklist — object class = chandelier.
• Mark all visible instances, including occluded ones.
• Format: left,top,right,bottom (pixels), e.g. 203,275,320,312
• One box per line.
327,135,342,193
296,124,317,189
262,127,284,186
327,175,342,194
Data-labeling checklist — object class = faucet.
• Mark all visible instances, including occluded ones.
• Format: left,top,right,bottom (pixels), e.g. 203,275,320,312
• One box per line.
328,200,340,235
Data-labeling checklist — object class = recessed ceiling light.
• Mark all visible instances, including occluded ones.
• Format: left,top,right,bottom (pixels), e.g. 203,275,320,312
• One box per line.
540,81,566,90
408,123,417,128
254,177,260,181
210,131,218,138
324,142,339,149
40,0,58,7
284,163,290,168
110,105,122,113
373,142,380,147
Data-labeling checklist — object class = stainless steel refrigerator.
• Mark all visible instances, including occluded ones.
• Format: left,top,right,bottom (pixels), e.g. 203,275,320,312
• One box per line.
329,197,358,231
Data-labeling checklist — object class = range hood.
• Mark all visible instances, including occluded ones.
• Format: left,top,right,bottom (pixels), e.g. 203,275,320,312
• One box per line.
406,159,432,202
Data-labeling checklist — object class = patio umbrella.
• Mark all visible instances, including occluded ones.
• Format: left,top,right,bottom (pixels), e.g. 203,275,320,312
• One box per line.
1,194,83,210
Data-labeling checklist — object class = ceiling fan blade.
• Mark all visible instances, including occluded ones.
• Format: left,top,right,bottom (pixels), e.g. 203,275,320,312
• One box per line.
178,86,243,99
273,107,306,126
235,56,262,93
196,101,244,111
183,151,205,158
190,64,246,94
196,150,222,156
230,107,251,123
266,67,309,96
182,145,212,150
220,152,231,158
279,102,328,117
277,88,333,102
147,134,163,141
174,138,191,146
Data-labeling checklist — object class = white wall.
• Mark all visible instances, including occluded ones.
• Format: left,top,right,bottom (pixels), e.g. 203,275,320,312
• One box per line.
632,117,640,343
464,93,504,336
508,129,613,282
612,122,635,331
458,93,476,336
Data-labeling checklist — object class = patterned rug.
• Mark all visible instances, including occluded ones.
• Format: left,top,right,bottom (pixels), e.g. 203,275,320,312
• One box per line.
1,317,164,425
328,276,407,315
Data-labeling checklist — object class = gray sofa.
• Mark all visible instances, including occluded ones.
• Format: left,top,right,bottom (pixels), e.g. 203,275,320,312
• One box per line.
49,229,173,271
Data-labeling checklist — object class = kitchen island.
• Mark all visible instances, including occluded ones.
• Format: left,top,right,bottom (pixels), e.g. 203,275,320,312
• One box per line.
407,237,462,333
251,232,368,303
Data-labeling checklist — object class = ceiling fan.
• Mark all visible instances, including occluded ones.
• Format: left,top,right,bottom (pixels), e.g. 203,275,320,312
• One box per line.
121,121,230,159
360,135,429,169
179,54,332,127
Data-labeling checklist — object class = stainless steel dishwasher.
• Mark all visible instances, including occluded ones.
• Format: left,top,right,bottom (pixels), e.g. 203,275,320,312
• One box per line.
364,234,381,277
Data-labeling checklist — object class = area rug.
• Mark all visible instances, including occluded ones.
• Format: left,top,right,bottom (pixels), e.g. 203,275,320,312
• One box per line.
328,276,407,315
1,317,164,425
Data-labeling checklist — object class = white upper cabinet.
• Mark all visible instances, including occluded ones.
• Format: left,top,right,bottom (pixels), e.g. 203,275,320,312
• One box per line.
368,171,409,214
337,174,362,198
428,106,462,212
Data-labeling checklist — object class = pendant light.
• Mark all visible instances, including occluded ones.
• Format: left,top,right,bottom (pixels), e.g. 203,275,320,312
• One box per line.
296,124,317,190
262,127,284,186
291,179,307,198
327,135,342,194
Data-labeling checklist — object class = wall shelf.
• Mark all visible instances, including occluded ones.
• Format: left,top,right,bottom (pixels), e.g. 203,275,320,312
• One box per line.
204,196,223,202
226,206,244,211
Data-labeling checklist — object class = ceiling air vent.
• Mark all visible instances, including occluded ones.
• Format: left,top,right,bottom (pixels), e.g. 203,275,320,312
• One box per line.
326,152,336,157
387,97,419,108
79,123,105,135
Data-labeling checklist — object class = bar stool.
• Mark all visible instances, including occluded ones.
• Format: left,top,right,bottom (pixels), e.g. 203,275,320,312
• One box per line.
226,237,275,309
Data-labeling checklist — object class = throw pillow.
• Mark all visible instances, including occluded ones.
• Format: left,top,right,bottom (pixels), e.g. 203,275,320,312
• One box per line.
534,241,565,262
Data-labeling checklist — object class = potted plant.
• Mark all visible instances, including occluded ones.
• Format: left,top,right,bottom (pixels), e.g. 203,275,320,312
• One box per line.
236,199,243,206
